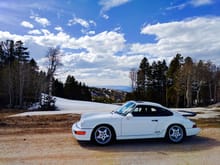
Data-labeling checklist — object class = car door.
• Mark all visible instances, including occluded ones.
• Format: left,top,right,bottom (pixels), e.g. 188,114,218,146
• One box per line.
147,106,173,135
121,105,159,138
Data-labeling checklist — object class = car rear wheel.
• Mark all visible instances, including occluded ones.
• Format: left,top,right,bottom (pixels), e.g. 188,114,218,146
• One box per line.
167,125,185,143
92,125,113,145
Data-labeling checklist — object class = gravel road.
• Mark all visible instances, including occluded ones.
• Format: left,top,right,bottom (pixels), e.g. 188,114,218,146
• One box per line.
0,113,220,165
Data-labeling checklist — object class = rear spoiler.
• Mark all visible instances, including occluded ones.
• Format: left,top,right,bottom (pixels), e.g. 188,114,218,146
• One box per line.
177,110,197,117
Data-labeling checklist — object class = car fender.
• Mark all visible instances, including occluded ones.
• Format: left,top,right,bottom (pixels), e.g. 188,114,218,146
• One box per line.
157,117,188,137
81,114,122,138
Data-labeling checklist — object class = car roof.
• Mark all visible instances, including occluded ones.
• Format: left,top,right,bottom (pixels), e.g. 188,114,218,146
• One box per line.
130,101,164,107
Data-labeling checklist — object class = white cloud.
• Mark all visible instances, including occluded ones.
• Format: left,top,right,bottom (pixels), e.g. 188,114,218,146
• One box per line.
137,17,220,63
30,15,50,27
41,29,51,35
89,20,96,26
0,31,22,41
113,26,121,32
99,0,131,19
102,14,109,19
2,16,219,86
81,29,96,35
56,51,143,86
190,0,213,7
75,31,125,54
54,26,63,32
28,29,41,35
21,21,34,28
166,3,187,10
68,16,90,28
88,31,96,35
166,0,213,10
67,17,96,35
99,0,131,12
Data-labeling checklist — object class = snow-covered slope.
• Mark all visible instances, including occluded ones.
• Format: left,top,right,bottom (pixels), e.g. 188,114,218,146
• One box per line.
11,97,120,117
10,97,220,118
55,97,119,112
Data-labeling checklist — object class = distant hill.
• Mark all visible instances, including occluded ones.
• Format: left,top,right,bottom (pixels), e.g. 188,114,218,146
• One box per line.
94,85,132,92
90,87,128,103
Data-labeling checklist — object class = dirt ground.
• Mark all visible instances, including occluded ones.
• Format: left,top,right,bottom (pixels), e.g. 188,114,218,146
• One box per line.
0,110,220,165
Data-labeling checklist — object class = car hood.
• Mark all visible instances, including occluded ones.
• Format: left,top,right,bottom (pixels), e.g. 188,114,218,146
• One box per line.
81,112,115,120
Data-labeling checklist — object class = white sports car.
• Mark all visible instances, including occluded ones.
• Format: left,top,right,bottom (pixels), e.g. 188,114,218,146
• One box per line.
72,101,200,145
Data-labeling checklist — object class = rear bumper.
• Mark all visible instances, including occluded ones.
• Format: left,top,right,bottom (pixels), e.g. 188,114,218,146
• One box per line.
186,127,201,136
72,122,92,141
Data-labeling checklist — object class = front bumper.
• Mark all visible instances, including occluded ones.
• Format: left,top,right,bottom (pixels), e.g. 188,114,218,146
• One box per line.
72,122,93,141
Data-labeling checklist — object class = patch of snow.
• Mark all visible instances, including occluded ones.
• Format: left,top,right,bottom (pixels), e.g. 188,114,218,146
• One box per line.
171,107,220,119
11,97,119,117
28,102,41,110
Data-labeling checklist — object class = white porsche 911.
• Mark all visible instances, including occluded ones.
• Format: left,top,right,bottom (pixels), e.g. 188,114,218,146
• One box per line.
72,101,200,145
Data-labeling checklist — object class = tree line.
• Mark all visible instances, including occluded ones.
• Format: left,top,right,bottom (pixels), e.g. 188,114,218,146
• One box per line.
1,39,219,109
127,54,220,107
0,40,91,109
53,75,91,101
0,40,46,108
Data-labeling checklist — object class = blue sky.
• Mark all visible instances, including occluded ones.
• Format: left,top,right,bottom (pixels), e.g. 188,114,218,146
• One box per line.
0,0,220,87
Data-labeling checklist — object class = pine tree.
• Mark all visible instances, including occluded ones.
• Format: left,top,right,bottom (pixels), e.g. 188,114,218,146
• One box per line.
166,54,183,107
53,79,64,97
136,57,150,100
14,41,30,107
62,75,91,101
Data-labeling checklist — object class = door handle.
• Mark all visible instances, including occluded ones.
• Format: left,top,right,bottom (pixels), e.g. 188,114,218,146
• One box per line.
152,120,158,122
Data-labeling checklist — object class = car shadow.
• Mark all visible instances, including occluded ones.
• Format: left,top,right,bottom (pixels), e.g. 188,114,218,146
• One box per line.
78,136,220,153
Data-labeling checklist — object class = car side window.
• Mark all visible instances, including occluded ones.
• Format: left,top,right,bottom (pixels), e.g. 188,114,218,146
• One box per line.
132,105,173,117
148,106,173,116
132,105,148,116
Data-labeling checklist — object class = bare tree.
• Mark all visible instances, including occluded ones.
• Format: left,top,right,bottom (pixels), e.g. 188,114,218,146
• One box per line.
45,47,62,108
1,40,15,106
129,68,137,92
183,57,193,107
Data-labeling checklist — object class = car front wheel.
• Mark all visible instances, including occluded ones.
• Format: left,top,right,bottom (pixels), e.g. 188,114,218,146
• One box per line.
92,125,113,145
167,125,185,143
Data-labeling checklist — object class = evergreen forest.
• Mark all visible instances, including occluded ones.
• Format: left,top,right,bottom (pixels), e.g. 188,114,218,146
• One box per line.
1,40,220,109
0,40,91,109
127,54,220,107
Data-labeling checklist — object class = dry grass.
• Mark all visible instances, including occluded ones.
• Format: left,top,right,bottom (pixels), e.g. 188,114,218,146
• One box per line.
0,109,80,135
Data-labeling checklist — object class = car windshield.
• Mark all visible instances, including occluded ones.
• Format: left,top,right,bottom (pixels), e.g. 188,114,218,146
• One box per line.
115,101,136,116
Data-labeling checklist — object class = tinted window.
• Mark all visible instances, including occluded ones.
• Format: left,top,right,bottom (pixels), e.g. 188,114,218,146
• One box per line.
148,107,173,116
132,105,173,117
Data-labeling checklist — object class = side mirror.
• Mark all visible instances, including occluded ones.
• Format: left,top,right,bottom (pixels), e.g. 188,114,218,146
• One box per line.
126,113,133,120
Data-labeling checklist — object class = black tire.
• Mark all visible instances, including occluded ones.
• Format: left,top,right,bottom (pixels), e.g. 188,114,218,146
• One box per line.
166,125,185,143
92,125,114,146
